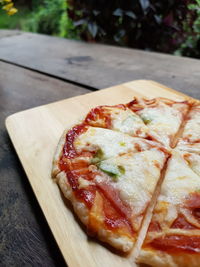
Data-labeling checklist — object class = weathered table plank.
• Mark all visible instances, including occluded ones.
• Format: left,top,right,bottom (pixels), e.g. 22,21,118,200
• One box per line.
0,29,21,39
0,29,200,266
0,31,199,98
0,61,90,267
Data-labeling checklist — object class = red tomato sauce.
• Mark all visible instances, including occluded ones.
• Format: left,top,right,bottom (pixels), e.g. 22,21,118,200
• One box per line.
103,196,133,235
59,158,90,172
63,123,88,159
183,137,200,144
67,170,96,208
171,215,197,230
126,99,143,112
184,192,200,223
85,106,112,128
66,170,134,234
148,221,161,232
59,123,95,172
99,183,134,234
85,104,128,129
150,235,200,253
96,182,132,219
59,105,135,236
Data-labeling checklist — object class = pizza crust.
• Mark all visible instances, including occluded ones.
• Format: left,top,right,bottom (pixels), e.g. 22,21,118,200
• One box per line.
56,171,134,253
138,249,177,267
52,98,200,265
52,115,86,179
57,171,89,224
52,129,68,180
138,248,200,267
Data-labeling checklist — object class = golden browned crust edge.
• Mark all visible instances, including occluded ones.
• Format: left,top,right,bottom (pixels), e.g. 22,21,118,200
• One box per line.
52,129,69,180
56,171,134,253
52,114,87,180
137,248,200,267
52,98,200,262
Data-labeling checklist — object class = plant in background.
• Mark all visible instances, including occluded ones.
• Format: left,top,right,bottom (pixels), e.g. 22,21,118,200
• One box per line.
0,0,17,15
0,0,199,58
68,0,199,58
23,0,78,38
175,0,200,58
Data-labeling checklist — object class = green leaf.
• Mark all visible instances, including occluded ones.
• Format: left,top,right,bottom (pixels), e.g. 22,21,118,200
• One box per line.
73,19,87,27
113,8,123,17
125,11,137,19
88,22,98,38
139,0,150,12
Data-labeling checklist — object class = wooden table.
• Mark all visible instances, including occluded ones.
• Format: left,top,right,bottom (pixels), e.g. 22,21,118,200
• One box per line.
0,30,200,266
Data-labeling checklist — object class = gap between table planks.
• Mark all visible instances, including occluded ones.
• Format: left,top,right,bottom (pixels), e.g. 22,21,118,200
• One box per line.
5,80,196,267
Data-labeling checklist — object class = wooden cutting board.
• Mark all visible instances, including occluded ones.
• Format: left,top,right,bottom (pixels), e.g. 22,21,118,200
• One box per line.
5,80,194,267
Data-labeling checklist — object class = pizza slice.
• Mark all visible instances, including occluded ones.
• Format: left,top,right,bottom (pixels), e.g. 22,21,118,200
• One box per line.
183,152,200,177
52,125,166,178
137,151,200,267
55,147,169,252
127,97,190,147
52,96,200,264
84,104,149,138
177,102,200,153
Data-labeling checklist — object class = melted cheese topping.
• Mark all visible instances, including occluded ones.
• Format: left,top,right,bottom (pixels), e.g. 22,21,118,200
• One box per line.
137,105,183,146
78,177,94,189
181,152,200,177
181,108,200,142
107,107,148,137
177,142,200,153
147,151,200,231
176,106,200,154
95,149,166,218
159,151,200,205
75,127,158,160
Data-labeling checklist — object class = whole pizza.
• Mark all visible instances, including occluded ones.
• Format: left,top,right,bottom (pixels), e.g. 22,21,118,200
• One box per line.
52,97,200,267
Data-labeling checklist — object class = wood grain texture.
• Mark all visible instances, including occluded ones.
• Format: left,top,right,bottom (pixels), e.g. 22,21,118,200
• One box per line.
0,31,200,98
0,61,89,266
6,80,196,267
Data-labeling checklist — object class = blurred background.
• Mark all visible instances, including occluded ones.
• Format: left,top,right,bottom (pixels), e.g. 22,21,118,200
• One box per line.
1,0,200,59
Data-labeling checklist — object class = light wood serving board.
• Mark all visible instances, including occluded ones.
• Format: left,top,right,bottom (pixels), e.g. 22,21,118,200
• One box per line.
5,80,194,267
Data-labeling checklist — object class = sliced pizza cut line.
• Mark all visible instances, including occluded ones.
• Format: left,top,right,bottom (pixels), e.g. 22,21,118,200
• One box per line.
170,103,194,149
128,152,171,263
52,97,193,180
55,146,169,253
127,97,191,148
56,168,136,252
53,124,169,180
84,104,150,139
52,96,200,266
179,151,200,181
176,101,200,153
137,151,200,267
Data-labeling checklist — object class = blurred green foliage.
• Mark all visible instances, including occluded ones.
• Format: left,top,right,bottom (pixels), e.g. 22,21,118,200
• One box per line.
0,0,199,58
0,7,28,29
23,0,78,38
69,0,200,58
175,0,200,58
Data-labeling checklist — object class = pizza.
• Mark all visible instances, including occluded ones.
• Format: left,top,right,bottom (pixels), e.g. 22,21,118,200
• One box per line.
52,97,200,266
137,151,200,267
176,103,200,152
